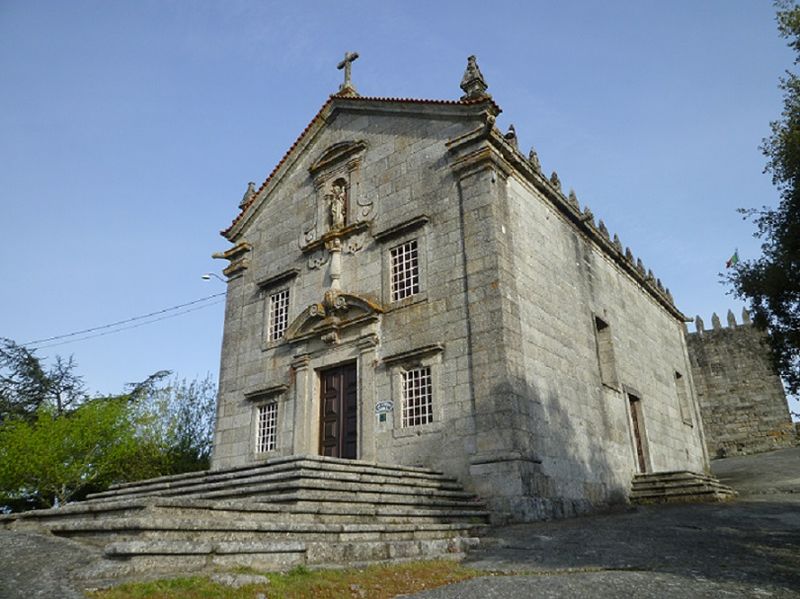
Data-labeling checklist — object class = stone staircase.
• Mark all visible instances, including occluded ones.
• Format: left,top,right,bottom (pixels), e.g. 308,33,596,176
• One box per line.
0,455,489,580
630,470,737,505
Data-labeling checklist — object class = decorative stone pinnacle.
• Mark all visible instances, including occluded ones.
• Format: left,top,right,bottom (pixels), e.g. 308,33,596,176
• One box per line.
336,51,360,97
711,312,722,330
460,55,490,101
742,307,752,324
550,171,562,191
528,148,541,172
239,181,256,209
504,124,518,149
568,189,579,208
727,309,737,328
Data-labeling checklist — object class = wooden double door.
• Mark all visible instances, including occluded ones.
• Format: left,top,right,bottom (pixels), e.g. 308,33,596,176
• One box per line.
319,362,358,459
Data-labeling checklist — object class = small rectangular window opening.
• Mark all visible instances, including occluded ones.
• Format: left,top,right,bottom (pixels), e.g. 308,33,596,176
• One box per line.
675,371,693,425
256,403,278,453
594,316,618,388
390,239,420,302
401,366,433,427
268,289,290,341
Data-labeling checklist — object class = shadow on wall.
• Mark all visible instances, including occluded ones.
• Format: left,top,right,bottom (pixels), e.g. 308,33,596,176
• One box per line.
469,374,631,523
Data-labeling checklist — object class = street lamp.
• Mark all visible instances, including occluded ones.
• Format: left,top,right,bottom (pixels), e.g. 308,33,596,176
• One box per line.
202,273,226,283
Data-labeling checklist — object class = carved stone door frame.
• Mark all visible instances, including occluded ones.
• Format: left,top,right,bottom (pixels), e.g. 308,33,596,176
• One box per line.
289,334,378,462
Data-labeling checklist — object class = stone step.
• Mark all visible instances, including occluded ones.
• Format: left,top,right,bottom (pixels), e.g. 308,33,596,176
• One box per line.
197,489,484,511
4,456,488,580
630,470,736,505
191,479,476,504
0,497,489,531
147,500,490,525
93,454,451,500
48,517,486,547
89,465,463,504
81,536,478,579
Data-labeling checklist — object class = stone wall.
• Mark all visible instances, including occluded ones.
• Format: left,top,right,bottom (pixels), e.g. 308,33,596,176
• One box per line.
212,93,712,522
687,310,797,458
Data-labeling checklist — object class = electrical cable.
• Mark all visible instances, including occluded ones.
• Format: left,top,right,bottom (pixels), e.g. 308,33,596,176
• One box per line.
22,292,226,347
28,299,226,351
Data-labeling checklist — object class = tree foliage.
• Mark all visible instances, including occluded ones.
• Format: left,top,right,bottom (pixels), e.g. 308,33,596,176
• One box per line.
0,398,162,509
133,374,217,474
727,0,800,395
0,339,87,421
0,340,217,511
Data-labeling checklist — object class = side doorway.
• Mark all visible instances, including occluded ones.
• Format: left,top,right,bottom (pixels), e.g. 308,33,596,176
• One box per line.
627,391,650,473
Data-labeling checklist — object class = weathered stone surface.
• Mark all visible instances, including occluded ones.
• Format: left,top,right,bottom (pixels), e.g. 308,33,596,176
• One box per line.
1,457,488,580
212,72,709,522
688,316,797,458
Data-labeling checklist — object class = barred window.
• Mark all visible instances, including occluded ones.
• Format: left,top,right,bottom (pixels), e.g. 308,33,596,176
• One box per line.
401,366,433,427
390,239,420,301
255,403,277,453
268,289,290,341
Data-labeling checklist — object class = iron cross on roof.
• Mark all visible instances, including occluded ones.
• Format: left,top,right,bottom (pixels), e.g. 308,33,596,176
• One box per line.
337,51,359,96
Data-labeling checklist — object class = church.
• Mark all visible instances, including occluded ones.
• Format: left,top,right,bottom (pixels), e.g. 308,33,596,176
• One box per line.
211,55,712,521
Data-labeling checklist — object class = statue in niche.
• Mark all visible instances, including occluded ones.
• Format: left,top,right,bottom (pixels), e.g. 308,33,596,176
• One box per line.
328,180,347,231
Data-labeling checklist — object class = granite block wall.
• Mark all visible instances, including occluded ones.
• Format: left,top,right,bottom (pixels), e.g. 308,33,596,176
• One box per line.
687,311,797,458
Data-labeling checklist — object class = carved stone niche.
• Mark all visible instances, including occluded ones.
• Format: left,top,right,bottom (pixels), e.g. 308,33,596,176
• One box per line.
300,141,371,247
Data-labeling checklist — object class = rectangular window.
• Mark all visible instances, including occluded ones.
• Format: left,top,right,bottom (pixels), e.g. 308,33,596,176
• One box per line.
401,366,433,427
255,403,277,453
390,239,420,301
594,316,618,388
268,289,290,341
675,371,693,425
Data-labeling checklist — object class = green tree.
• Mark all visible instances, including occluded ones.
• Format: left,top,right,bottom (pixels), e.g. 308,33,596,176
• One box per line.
133,373,217,473
727,1,800,395
0,397,163,509
0,338,87,421
0,340,218,511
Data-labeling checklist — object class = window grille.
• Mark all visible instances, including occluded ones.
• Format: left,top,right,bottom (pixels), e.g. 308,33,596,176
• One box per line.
390,239,420,301
268,289,290,341
256,403,277,453
401,366,433,427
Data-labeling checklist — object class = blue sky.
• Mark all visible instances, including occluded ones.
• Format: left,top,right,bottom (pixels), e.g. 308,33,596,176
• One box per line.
0,1,795,413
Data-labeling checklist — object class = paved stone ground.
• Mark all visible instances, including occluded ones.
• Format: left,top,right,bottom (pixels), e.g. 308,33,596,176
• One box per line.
408,446,800,598
1,447,798,598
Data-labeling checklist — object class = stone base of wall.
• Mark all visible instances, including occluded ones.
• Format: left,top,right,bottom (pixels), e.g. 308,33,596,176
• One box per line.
708,422,798,459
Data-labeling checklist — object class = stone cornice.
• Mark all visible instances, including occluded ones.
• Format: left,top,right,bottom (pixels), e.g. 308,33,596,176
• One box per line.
243,383,290,400
373,215,430,243
447,126,687,323
255,268,300,290
383,343,444,366
300,220,370,255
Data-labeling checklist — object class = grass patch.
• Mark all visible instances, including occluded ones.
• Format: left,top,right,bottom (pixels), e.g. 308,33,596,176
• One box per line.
88,559,484,599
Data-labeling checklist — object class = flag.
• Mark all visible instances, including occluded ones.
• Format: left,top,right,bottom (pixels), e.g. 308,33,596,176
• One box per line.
725,249,739,269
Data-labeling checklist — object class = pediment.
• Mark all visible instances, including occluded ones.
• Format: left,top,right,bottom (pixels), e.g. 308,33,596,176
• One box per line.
309,140,367,176
285,290,382,344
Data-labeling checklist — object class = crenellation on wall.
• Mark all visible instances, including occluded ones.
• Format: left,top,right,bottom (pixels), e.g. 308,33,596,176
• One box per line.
687,310,797,458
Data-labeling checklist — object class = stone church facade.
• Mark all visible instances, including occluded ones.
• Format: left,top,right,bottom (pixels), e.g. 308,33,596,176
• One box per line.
212,56,709,521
